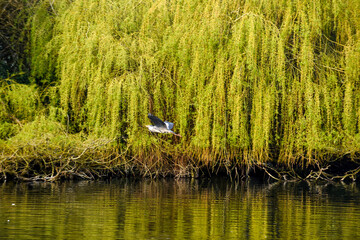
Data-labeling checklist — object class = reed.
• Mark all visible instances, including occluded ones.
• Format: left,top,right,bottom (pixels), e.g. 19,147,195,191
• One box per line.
1,0,360,180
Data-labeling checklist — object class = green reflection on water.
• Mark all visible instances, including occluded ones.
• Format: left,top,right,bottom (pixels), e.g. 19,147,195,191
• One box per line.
0,179,359,240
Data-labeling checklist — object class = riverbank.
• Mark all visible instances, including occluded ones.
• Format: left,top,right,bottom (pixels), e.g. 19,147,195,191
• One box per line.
1,124,359,182
1,0,360,181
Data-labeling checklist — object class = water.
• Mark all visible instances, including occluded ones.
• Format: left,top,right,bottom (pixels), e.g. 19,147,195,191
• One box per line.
0,179,359,240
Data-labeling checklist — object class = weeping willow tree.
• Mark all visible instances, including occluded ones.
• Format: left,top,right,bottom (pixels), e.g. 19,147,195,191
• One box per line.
1,0,360,179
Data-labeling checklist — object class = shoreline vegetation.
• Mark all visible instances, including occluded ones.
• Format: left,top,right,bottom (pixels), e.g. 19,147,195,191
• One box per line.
1,0,360,181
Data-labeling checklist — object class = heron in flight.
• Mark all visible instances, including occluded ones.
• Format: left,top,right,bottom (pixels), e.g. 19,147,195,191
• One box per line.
146,113,181,137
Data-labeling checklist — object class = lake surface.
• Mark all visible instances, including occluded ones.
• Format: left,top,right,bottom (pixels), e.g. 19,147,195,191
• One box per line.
0,178,359,239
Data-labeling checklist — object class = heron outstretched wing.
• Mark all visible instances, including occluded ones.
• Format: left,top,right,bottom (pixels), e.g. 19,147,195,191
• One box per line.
164,121,174,130
148,113,166,128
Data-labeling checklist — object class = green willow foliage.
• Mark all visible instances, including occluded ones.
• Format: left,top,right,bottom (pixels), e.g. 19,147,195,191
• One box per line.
14,0,360,166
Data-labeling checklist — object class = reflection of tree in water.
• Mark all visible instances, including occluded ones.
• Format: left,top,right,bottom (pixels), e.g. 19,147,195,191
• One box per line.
0,179,360,239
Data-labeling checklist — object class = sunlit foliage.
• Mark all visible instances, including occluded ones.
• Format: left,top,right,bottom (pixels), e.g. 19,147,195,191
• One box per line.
1,0,360,177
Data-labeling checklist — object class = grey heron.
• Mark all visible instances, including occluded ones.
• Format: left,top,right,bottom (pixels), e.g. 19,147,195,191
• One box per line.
146,113,181,137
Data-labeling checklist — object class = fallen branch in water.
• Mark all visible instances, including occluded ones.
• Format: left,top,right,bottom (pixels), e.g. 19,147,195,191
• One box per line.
331,166,360,182
256,160,360,182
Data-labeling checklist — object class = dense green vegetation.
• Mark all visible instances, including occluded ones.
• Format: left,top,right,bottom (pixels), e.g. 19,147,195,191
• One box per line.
1,0,360,180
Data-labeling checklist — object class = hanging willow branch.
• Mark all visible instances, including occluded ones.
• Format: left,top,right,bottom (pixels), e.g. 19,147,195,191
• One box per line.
1,0,360,180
